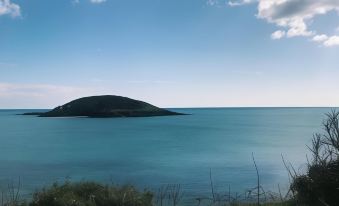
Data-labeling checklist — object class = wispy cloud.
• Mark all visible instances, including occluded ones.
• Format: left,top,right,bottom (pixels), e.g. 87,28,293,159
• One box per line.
228,0,253,7
231,70,263,76
71,0,106,5
207,0,253,7
126,80,176,84
0,62,17,67
0,0,20,17
206,0,219,6
90,0,106,4
210,0,339,47
0,82,84,98
0,82,108,108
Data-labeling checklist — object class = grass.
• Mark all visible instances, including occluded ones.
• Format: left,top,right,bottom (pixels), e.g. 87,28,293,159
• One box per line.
1,180,296,206
1,181,153,206
29,181,153,206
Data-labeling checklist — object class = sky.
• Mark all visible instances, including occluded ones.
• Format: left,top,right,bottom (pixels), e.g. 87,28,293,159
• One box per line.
0,0,339,108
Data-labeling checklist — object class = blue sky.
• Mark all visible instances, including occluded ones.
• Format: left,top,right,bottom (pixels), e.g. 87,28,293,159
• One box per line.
0,0,339,108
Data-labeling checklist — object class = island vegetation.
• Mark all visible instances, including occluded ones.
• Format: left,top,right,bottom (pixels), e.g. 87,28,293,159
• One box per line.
6,110,339,206
23,95,184,118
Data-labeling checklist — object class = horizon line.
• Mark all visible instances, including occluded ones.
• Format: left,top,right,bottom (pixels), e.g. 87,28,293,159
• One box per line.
1,106,338,110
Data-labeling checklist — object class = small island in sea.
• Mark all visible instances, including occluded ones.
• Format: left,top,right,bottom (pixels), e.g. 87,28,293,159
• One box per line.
23,95,184,118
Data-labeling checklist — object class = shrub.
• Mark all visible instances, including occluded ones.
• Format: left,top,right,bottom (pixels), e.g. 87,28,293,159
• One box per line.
291,110,339,206
29,181,153,206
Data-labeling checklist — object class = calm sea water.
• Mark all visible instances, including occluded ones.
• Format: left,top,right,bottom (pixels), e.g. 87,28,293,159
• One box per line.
0,108,332,201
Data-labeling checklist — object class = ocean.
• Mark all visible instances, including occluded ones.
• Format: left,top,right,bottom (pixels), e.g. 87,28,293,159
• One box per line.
0,108,331,202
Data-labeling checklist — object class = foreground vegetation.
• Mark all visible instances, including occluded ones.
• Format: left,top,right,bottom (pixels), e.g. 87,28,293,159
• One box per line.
1,180,295,206
289,110,339,205
2,111,339,206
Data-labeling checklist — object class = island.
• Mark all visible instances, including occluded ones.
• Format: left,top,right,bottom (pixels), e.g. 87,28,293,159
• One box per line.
23,95,184,118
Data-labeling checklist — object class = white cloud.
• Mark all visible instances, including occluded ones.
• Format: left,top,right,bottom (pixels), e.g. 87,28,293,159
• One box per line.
271,30,286,39
310,34,339,47
208,0,253,7
312,34,328,42
225,0,339,47
324,35,339,47
0,0,20,17
228,0,253,7
90,0,106,4
72,0,106,4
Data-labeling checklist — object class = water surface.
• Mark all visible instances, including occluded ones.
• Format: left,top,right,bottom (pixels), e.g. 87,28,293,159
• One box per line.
0,108,330,200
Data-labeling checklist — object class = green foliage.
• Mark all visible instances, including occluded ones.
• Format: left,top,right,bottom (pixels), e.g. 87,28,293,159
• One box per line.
29,181,153,206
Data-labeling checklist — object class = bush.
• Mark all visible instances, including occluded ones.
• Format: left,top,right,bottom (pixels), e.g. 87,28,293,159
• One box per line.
29,181,153,206
291,110,339,206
